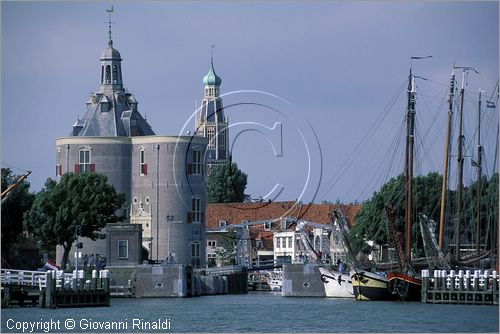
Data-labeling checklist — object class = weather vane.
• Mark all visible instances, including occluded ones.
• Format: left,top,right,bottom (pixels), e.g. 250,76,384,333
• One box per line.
106,6,115,44
211,45,215,65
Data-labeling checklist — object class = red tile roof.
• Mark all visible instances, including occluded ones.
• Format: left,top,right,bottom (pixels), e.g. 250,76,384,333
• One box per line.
206,201,361,233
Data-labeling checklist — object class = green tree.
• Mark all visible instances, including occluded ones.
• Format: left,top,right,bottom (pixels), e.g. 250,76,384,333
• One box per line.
351,172,443,254
1,168,35,257
207,162,247,204
214,231,237,265
24,172,126,270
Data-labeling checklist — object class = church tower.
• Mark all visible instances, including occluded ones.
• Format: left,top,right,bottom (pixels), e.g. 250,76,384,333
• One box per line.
195,57,229,170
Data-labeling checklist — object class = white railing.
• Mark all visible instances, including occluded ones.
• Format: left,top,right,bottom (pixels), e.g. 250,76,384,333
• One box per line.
1,268,47,290
196,265,244,276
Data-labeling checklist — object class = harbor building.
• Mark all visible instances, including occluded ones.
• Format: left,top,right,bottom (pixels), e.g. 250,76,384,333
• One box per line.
204,201,361,266
55,26,207,267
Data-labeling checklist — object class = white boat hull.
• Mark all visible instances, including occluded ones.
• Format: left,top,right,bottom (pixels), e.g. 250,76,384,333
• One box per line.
319,267,354,298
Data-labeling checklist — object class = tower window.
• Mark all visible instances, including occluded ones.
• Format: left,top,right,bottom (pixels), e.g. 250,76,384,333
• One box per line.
101,66,104,84
207,128,215,149
105,65,111,84
192,150,202,175
113,65,118,84
140,149,147,175
191,197,201,223
79,149,91,172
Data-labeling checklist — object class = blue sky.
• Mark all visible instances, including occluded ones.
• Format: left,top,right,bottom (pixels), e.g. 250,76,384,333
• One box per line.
2,1,499,204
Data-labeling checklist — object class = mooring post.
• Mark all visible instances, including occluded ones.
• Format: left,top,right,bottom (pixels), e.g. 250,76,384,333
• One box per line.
465,270,471,291
78,270,84,291
449,270,456,291
440,270,447,291
458,270,464,291
433,270,440,290
483,270,489,291
46,270,56,308
100,270,109,293
92,270,98,291
72,270,78,292
473,270,480,292
421,270,429,302
492,271,498,304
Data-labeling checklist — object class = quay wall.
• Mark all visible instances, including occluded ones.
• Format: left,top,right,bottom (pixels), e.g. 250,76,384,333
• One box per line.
133,264,247,297
282,264,326,297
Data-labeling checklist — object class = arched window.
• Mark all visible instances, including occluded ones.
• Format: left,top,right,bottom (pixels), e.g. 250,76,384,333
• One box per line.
101,66,104,84
113,65,118,84
105,65,111,84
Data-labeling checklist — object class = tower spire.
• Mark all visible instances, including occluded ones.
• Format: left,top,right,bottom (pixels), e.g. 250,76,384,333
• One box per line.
211,45,215,67
106,6,114,45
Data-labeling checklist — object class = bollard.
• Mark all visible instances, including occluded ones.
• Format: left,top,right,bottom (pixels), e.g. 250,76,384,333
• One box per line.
433,270,439,290
78,270,84,292
44,271,51,308
72,270,78,292
100,270,110,293
449,270,456,290
483,271,489,292
473,270,480,291
458,270,464,291
465,270,471,291
492,271,498,296
441,270,447,290
92,270,98,291
421,270,429,302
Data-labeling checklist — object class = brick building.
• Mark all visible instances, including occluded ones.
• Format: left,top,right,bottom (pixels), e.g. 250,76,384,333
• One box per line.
205,201,361,266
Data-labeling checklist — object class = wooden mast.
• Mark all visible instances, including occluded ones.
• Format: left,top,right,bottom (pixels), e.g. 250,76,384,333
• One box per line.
475,90,483,255
439,70,455,251
454,69,466,261
405,69,416,259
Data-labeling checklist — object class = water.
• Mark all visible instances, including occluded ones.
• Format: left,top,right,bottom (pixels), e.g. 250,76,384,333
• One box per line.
2,292,498,333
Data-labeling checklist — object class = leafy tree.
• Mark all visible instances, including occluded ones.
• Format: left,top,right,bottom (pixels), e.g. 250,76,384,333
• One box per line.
24,172,126,269
207,162,247,204
214,231,237,266
1,168,35,256
351,172,443,254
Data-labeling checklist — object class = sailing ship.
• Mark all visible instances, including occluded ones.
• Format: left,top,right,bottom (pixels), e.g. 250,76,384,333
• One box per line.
319,261,354,298
348,63,424,301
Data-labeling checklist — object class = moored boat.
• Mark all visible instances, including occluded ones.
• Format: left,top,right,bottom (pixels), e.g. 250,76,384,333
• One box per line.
387,272,422,301
319,267,354,298
351,270,397,301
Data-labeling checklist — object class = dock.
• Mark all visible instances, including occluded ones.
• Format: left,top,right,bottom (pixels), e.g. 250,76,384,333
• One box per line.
1,268,110,308
421,269,499,305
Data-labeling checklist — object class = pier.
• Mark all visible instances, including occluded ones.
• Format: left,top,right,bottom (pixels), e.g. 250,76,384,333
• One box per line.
421,269,499,305
1,268,110,308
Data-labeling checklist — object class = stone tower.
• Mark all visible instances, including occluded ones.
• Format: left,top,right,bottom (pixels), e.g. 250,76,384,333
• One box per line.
195,58,229,170
55,19,207,267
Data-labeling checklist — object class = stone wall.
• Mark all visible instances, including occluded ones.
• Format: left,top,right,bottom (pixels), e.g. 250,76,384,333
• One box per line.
282,264,326,297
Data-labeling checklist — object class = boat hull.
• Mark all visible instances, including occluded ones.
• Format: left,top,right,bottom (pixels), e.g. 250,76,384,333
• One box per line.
387,272,422,301
319,267,354,298
351,271,398,301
